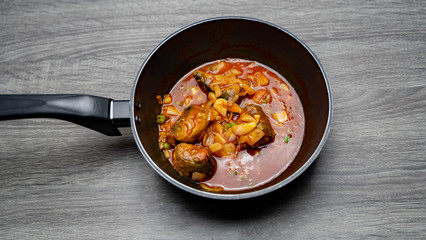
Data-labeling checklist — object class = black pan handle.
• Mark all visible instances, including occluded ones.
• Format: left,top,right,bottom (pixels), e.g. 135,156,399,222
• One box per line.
0,94,130,136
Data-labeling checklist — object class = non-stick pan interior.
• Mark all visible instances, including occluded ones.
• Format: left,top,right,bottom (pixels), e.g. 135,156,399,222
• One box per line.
131,17,331,198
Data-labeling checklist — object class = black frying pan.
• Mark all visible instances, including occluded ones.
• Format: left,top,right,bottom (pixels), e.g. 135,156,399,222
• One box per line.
0,17,332,199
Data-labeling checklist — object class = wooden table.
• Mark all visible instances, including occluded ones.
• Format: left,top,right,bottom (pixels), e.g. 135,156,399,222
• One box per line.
1,1,425,239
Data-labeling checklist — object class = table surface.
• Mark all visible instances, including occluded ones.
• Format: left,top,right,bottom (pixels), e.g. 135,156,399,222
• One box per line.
1,1,425,239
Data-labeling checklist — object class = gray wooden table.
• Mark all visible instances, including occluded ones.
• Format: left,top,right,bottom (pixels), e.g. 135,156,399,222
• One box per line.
1,1,425,239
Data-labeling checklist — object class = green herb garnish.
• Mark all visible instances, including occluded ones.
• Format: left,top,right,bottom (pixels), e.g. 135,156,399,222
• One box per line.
156,114,166,124
225,122,237,130
284,135,291,143
164,143,170,149
263,97,270,103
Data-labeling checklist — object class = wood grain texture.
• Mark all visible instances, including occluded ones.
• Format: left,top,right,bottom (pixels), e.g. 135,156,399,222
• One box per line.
1,0,425,239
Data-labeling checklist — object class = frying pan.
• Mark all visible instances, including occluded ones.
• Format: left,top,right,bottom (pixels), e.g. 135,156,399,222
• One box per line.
0,17,332,200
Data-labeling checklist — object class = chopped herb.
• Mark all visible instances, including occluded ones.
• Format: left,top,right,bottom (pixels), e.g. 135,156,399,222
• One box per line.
263,97,270,103
164,143,170,149
156,114,166,124
225,122,237,130
284,135,291,143
233,170,238,175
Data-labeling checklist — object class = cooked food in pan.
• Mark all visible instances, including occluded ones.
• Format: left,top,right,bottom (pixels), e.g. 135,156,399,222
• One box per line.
173,143,216,181
156,58,305,192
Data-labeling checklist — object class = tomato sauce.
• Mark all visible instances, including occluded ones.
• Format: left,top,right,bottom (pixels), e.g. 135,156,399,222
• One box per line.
159,58,304,192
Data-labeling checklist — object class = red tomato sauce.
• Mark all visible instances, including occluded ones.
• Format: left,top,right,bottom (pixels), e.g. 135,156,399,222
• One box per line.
159,58,304,192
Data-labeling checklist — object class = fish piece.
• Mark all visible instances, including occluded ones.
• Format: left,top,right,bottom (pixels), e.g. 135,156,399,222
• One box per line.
173,143,216,181
171,105,209,143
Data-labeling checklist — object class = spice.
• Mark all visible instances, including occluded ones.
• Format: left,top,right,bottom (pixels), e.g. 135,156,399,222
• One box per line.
155,95,162,104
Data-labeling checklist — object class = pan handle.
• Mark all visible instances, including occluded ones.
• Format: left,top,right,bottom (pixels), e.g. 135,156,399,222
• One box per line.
0,94,130,136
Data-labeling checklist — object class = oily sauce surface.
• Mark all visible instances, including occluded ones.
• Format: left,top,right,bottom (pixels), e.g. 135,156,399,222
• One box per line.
159,58,304,192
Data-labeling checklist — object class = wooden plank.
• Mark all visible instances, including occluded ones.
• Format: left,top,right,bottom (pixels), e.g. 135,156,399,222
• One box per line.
1,0,425,239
